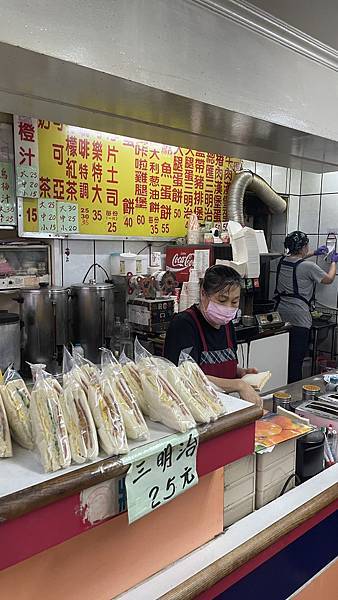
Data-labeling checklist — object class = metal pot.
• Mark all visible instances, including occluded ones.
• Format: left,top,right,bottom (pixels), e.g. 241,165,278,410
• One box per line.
70,282,115,363
17,286,69,374
0,310,20,372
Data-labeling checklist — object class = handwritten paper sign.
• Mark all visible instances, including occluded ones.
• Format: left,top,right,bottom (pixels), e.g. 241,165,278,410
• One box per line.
0,162,16,226
123,429,199,523
13,116,39,198
38,198,57,233
57,201,79,233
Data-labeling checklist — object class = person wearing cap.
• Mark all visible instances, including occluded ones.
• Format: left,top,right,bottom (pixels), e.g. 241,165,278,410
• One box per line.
164,265,262,406
274,231,338,383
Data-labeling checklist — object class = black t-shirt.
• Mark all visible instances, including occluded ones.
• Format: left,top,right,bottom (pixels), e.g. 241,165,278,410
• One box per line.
163,305,237,366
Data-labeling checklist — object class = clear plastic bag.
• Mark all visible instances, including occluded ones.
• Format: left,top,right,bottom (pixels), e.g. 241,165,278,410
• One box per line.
178,351,227,419
72,350,101,391
157,358,215,424
0,383,12,457
60,347,99,463
119,350,148,416
138,361,196,433
2,364,33,449
30,364,71,472
100,347,148,441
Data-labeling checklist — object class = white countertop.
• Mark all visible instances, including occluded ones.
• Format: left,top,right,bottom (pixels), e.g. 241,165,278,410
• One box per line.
0,395,250,499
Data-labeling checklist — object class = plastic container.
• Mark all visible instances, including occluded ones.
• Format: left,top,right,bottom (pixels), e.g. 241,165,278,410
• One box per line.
256,438,296,470
256,471,295,508
224,472,256,508
179,282,189,312
224,454,255,486
224,494,255,529
110,253,120,276
136,255,148,275
119,253,137,275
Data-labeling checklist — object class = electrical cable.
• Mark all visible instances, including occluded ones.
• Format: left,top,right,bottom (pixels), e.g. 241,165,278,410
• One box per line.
82,263,110,283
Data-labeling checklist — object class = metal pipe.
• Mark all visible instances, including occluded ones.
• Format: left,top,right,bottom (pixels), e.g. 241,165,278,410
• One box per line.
227,170,287,225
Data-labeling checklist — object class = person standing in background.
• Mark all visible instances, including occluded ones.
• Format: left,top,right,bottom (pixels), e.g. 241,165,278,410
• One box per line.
274,231,338,383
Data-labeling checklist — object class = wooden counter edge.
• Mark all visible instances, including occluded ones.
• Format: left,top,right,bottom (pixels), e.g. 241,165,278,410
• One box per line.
0,404,262,522
160,482,338,600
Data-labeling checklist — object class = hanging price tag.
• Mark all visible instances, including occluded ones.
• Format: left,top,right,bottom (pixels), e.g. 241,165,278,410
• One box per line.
123,429,199,523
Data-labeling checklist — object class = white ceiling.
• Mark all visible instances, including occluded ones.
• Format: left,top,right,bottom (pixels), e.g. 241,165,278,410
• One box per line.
248,0,338,50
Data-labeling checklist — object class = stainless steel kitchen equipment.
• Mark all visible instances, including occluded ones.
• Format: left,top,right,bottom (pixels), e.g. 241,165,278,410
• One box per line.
70,282,115,363
17,286,69,375
0,244,51,290
0,310,20,372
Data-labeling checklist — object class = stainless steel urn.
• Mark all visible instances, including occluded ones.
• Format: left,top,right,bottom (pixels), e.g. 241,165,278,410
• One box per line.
0,311,20,372
18,286,69,374
70,282,115,363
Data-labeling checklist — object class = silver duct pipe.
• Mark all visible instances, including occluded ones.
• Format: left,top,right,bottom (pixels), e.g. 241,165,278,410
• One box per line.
227,170,287,225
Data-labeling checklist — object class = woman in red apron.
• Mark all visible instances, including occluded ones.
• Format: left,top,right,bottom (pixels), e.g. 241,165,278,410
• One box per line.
164,265,261,406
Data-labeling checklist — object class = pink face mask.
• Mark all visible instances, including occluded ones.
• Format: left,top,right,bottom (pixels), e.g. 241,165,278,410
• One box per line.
206,300,238,325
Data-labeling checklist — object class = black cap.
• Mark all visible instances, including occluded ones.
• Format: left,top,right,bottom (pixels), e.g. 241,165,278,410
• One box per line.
284,231,309,254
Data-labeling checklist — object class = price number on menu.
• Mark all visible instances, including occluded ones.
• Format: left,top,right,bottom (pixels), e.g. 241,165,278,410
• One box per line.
124,430,199,523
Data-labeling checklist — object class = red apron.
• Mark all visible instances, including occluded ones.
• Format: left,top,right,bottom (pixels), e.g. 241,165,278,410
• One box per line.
186,306,238,379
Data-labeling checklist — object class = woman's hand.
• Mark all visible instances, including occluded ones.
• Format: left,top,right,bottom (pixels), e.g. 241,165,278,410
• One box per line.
237,381,263,408
237,367,259,378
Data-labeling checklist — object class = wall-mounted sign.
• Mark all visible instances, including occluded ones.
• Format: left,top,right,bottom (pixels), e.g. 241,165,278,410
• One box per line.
0,124,16,228
15,118,241,239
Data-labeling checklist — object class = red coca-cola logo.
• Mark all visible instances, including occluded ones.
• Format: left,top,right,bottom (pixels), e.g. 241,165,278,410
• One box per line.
168,252,194,272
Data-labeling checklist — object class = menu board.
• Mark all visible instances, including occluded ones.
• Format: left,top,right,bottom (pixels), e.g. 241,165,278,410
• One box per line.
0,124,16,227
15,118,241,238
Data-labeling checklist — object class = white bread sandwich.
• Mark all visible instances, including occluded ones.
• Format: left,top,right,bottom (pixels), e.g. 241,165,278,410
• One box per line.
87,377,128,456
60,381,99,463
2,369,33,449
0,385,12,457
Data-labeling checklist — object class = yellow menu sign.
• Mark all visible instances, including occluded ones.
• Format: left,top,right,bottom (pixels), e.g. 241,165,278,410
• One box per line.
21,120,241,238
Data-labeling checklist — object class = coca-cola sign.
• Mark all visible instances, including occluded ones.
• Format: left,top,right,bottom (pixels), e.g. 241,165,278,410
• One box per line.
170,252,194,272
166,246,211,282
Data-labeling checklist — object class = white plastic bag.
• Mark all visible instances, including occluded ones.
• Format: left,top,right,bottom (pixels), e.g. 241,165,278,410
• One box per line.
2,365,33,449
30,364,71,472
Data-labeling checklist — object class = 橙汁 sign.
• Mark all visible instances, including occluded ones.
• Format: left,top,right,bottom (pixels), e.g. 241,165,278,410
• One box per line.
123,429,199,523
14,117,241,238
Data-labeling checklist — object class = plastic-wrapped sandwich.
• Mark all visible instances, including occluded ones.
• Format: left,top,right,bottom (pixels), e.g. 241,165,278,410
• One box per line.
121,361,149,416
0,384,12,457
1,365,33,449
178,354,227,419
60,347,99,463
30,365,71,472
87,374,129,455
139,363,196,433
101,348,149,441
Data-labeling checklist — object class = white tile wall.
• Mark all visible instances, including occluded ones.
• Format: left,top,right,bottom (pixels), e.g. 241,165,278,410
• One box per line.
289,170,301,195
299,195,320,233
270,234,285,254
62,240,95,287
95,240,123,282
322,171,338,194
287,196,300,233
255,163,272,185
271,210,287,235
242,160,255,172
301,171,322,195
315,275,338,309
319,194,338,233
271,166,288,194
